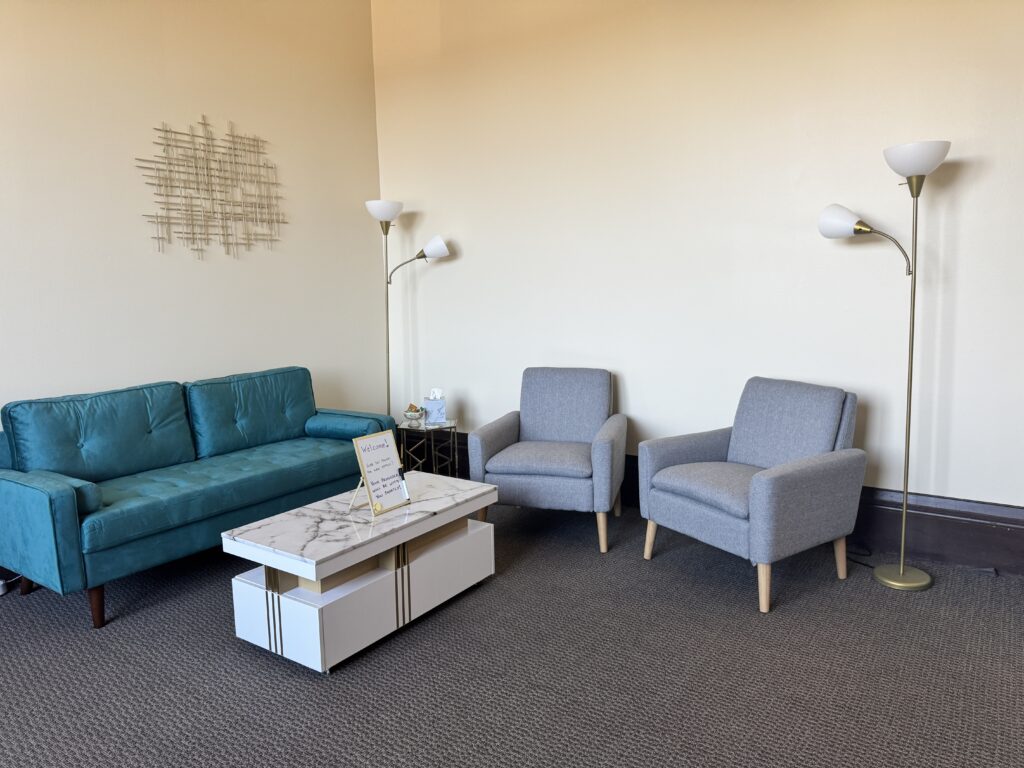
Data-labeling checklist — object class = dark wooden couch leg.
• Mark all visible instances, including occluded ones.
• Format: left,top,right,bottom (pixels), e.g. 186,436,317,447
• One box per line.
19,577,35,596
88,586,105,629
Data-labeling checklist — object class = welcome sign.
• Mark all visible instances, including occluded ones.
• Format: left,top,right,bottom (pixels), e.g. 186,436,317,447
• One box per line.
352,430,410,515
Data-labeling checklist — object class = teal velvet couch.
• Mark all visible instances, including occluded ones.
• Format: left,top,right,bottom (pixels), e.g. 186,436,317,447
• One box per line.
0,366,394,628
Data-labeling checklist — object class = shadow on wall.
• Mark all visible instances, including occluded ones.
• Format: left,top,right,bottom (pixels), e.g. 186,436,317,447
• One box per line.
914,157,982,492
852,398,876,481
834,157,981,493
391,212,462,415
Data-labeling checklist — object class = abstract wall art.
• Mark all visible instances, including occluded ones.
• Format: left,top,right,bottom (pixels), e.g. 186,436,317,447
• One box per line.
137,115,287,258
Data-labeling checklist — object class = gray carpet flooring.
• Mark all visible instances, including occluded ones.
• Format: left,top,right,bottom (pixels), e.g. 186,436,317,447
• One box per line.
1,506,1021,767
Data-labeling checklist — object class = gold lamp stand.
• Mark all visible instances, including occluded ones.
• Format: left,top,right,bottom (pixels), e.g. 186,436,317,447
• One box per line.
819,141,951,592
873,174,932,592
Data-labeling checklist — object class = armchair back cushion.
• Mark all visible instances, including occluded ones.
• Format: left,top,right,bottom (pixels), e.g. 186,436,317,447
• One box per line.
186,367,317,459
835,392,858,450
1,383,195,483
519,367,612,443
727,377,847,469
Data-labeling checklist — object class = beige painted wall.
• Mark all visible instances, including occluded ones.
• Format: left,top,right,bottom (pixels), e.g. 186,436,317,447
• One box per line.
0,1,384,411
371,0,1024,505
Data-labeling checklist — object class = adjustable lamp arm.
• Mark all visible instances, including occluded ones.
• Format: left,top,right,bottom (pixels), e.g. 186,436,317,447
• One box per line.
854,222,912,276
387,251,426,284
387,236,449,283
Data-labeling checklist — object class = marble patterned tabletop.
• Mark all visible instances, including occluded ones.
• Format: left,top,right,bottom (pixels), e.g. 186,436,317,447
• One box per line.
222,471,494,568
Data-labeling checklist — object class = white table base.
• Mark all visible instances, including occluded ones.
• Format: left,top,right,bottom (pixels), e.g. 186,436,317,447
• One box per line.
231,518,494,672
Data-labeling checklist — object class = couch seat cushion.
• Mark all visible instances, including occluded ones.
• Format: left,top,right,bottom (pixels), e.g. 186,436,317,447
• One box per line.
486,441,592,479
651,461,761,519
81,438,357,553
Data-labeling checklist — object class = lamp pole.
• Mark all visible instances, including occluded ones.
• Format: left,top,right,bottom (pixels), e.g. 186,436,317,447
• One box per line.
380,219,392,417
365,202,451,419
365,200,404,417
874,181,932,591
900,194,918,577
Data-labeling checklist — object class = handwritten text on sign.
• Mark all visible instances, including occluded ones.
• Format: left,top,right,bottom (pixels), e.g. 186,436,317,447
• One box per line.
352,431,408,515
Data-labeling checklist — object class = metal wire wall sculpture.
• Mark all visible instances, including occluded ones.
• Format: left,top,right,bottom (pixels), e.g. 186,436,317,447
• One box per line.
137,116,287,258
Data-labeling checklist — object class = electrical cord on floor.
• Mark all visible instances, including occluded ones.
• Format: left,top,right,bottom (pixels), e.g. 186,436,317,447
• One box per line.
967,566,1000,577
0,573,21,597
846,543,874,570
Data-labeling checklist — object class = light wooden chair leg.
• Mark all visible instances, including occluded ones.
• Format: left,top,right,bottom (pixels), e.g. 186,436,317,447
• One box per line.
596,512,608,554
757,563,771,614
643,520,658,560
613,494,622,517
476,506,488,523
833,536,847,580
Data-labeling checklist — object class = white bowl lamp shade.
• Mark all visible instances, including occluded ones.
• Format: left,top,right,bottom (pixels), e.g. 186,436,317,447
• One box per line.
365,199,403,222
883,141,951,178
818,204,864,239
421,235,450,260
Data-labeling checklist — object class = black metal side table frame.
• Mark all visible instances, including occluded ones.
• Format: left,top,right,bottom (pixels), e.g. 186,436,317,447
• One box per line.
397,420,458,478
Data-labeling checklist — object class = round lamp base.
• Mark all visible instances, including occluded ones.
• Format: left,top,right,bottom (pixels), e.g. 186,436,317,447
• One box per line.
873,563,933,591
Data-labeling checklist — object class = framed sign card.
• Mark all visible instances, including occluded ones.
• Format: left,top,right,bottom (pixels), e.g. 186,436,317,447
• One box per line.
352,430,410,515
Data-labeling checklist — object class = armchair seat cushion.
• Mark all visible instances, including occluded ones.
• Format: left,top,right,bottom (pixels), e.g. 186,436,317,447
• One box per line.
485,441,592,479
82,438,357,553
651,461,761,520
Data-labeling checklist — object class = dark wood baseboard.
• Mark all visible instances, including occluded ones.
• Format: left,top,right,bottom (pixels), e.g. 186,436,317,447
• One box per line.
472,447,1023,576
851,487,1024,576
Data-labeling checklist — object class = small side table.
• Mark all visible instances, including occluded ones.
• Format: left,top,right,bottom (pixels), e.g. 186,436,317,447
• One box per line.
397,419,459,478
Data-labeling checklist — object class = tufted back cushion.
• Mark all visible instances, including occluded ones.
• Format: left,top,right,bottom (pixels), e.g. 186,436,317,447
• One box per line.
0,383,195,482
519,367,612,443
727,377,848,469
185,367,316,459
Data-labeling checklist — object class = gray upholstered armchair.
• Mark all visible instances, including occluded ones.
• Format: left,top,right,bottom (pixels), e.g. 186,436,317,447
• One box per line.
640,377,867,612
469,368,627,553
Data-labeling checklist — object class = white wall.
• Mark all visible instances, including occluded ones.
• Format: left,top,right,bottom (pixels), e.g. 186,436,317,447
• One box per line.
0,0,384,411
370,0,1024,505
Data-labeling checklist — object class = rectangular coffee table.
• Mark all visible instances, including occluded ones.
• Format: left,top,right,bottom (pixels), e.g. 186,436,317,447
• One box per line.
221,471,497,672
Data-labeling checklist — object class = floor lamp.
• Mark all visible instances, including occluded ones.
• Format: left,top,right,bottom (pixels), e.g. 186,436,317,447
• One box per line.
365,200,450,416
818,140,951,592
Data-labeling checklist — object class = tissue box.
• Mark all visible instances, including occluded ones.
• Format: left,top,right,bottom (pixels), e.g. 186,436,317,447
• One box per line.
422,397,447,425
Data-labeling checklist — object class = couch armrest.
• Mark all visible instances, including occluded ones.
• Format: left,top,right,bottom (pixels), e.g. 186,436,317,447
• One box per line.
27,470,103,514
638,428,732,518
592,414,627,512
305,409,396,441
748,448,867,564
468,411,520,482
0,431,11,470
0,469,87,594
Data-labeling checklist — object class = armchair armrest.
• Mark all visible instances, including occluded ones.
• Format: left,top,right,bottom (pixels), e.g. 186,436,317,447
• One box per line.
748,448,867,564
468,411,520,482
305,409,396,441
592,414,627,512
0,469,87,594
638,427,732,517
